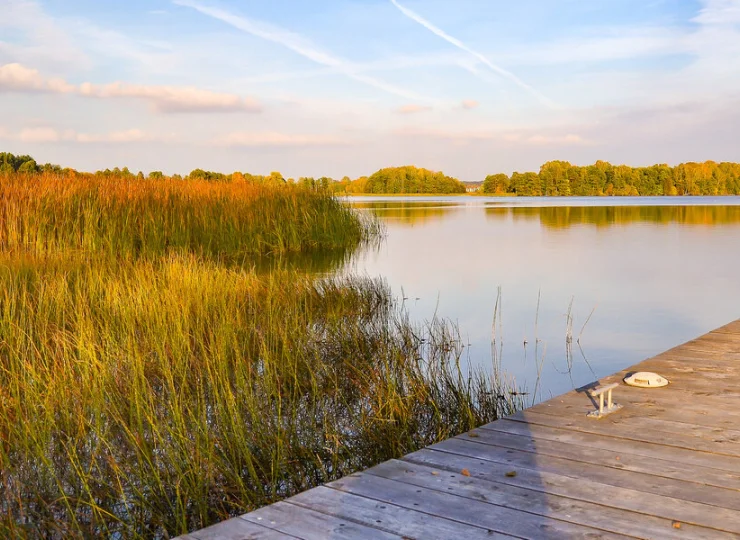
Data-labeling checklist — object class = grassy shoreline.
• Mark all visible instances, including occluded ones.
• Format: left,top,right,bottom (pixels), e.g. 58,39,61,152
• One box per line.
0,173,518,538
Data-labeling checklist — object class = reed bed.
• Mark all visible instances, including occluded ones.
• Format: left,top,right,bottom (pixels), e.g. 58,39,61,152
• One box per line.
0,173,379,258
0,175,516,538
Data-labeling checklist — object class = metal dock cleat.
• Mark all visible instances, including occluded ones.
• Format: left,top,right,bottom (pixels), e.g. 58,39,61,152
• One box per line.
587,382,622,418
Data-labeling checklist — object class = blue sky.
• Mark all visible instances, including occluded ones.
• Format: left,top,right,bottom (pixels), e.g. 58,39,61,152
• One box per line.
1,0,738,179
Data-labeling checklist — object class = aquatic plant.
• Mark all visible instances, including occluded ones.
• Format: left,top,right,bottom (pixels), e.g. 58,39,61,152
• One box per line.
0,173,515,538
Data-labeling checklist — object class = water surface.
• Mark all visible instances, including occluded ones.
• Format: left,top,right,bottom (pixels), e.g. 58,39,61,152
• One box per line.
346,196,740,402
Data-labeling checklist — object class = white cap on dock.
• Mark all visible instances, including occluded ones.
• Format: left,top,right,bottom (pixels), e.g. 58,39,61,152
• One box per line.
624,372,669,388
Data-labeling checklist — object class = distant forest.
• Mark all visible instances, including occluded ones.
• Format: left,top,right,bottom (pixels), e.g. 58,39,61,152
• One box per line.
2,152,739,196
481,161,740,197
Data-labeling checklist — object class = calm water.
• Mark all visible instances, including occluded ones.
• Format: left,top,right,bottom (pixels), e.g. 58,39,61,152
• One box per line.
344,196,740,402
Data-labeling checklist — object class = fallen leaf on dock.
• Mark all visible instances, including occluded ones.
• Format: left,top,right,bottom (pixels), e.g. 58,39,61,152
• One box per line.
505,471,517,477
461,469,471,477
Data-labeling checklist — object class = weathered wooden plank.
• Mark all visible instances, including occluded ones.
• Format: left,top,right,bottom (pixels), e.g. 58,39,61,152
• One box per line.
641,355,740,377
659,351,740,365
288,484,517,539
640,353,740,373
449,428,740,495
518,407,740,449
603,415,740,443
242,500,403,539
528,381,740,429
712,323,740,335
675,343,740,355
182,516,297,540
713,320,740,334
364,458,723,539
679,333,740,346
598,376,740,406
411,442,740,518
633,368,740,390
416,441,740,533
480,419,740,473
323,470,628,538
648,353,739,369
530,392,740,432
690,333,740,346
506,409,740,457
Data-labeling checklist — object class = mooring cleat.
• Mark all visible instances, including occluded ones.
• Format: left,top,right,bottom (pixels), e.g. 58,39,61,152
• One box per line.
587,382,623,418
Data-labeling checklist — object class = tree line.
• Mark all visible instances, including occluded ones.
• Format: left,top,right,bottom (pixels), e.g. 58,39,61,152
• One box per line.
3,153,739,196
482,160,740,196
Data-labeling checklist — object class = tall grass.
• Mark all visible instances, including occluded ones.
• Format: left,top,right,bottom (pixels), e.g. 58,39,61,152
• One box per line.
0,175,517,538
0,256,515,538
0,173,379,258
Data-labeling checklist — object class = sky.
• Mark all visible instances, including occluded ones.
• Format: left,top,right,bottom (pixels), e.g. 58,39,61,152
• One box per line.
0,0,739,179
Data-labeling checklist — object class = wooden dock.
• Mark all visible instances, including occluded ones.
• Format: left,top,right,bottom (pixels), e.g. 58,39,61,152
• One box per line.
181,320,740,539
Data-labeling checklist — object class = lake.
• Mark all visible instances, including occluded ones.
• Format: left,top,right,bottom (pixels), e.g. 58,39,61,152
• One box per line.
345,196,740,402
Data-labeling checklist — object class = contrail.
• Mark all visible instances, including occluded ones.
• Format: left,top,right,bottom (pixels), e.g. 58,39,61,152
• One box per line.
389,0,555,107
173,0,436,104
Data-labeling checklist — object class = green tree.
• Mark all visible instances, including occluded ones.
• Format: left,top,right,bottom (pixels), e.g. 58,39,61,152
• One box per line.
482,173,510,194
17,159,38,174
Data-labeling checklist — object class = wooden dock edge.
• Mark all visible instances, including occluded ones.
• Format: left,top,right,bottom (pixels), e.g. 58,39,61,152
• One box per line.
180,319,740,539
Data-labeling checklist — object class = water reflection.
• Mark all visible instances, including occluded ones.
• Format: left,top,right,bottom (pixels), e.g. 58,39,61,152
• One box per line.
485,205,740,228
250,247,354,274
351,200,460,226
348,196,740,401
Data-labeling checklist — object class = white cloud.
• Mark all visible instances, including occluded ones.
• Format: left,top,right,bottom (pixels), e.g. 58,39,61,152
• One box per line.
18,127,62,142
0,63,74,93
0,63,261,113
0,0,89,70
500,27,683,67
214,132,351,148
692,0,740,24
0,63,43,91
173,0,438,104
70,21,177,73
79,81,262,113
4,126,172,144
389,0,555,108
75,129,154,143
461,99,479,110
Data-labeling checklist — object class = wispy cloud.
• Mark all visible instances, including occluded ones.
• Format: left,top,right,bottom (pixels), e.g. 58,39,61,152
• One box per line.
0,0,89,71
692,0,740,24
3,126,170,144
214,131,352,148
172,0,437,104
389,0,554,108
79,82,261,113
461,99,479,110
395,126,589,146
18,126,63,143
75,129,161,143
0,63,261,113
237,52,466,85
